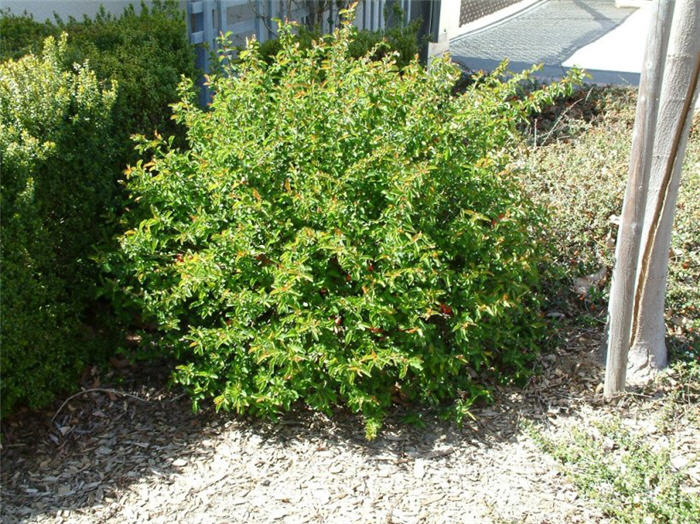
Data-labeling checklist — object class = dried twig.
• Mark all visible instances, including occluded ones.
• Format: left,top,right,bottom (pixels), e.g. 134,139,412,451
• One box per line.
532,87,592,147
52,388,148,422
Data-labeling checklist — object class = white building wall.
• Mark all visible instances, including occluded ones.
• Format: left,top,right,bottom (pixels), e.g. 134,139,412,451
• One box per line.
0,1,185,22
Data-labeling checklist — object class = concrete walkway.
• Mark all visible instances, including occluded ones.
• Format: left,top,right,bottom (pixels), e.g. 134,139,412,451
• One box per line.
449,0,645,85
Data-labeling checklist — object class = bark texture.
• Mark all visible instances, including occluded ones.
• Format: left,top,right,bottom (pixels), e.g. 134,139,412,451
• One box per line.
604,0,673,398
628,0,700,381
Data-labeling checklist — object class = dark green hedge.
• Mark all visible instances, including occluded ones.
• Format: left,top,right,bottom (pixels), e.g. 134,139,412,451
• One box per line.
1,0,195,160
0,37,118,415
0,1,195,417
254,13,422,69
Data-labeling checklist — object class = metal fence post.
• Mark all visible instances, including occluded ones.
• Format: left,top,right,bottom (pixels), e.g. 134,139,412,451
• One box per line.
185,0,442,106
187,0,219,106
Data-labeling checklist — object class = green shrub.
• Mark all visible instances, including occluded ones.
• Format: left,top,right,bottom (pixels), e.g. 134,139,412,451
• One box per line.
348,17,422,68
0,9,55,60
0,0,195,159
0,1,196,417
255,12,421,69
0,36,117,415
113,16,581,437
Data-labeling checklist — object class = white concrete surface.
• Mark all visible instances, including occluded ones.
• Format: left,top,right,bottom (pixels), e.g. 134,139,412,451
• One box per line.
442,0,544,41
562,2,699,112
562,2,651,73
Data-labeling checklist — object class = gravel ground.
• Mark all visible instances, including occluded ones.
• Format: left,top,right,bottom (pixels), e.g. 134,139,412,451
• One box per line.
1,331,696,523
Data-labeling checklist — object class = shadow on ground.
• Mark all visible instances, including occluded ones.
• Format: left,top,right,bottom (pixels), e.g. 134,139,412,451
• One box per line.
449,0,639,85
0,320,609,522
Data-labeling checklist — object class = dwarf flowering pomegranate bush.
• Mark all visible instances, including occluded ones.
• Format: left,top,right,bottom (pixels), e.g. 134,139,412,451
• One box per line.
113,13,581,437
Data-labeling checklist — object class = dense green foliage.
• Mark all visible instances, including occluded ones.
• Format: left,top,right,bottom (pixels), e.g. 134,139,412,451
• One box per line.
0,9,55,60
0,0,195,158
0,1,195,417
112,15,580,437
255,13,421,69
0,36,117,415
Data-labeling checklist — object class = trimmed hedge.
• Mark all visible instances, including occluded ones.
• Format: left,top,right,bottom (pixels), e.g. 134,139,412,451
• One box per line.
112,16,581,438
0,0,195,159
0,36,117,415
0,1,195,417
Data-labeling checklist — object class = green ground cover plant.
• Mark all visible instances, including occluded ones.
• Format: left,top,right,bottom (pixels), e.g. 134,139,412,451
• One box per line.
530,416,700,523
527,361,700,523
0,36,117,415
519,88,699,361
519,87,699,524
111,11,581,437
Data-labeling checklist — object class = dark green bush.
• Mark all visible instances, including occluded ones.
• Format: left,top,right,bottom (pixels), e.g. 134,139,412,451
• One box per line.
0,9,55,60
348,18,422,68
0,0,195,159
0,36,117,415
113,16,581,437
255,14,421,69
0,1,195,417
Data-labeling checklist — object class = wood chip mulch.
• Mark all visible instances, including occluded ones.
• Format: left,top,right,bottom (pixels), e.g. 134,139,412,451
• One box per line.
1,332,697,523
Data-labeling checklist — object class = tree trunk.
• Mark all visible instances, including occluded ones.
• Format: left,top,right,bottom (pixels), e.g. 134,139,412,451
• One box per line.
628,0,700,381
604,0,673,398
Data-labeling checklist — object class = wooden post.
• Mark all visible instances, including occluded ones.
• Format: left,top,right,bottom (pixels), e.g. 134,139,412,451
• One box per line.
604,0,674,398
